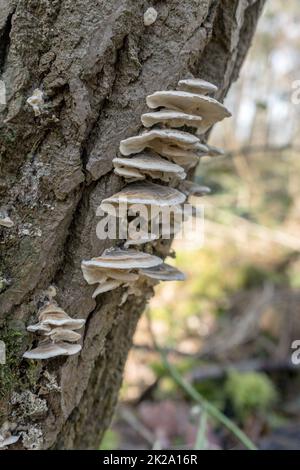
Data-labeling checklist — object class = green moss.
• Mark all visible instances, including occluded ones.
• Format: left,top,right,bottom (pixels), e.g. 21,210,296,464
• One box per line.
225,370,277,423
0,327,24,396
0,322,39,397
99,429,119,450
0,126,16,145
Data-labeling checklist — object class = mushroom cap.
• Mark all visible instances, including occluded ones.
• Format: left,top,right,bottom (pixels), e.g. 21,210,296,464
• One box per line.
120,129,200,156
58,342,82,356
179,180,211,197
27,323,52,333
114,166,144,180
45,327,82,343
146,91,231,132
82,247,163,270
113,154,186,177
206,144,224,157
101,269,140,281
38,304,85,330
81,264,140,284
141,110,203,128
100,182,186,211
0,216,14,228
178,78,218,95
0,435,19,448
92,280,123,298
140,263,186,281
23,341,82,360
80,267,108,285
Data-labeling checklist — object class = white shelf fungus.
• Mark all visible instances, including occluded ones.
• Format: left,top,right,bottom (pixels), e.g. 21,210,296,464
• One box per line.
144,7,158,26
0,434,19,449
23,304,85,360
146,90,231,133
140,263,186,282
113,153,186,182
81,247,163,298
0,215,14,228
120,129,201,156
141,110,204,129
0,422,19,449
100,181,186,217
179,180,211,198
178,78,218,95
206,144,225,157
81,77,230,299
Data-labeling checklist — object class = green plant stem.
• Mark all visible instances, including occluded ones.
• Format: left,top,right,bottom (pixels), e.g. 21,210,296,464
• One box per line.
160,351,258,451
195,410,208,450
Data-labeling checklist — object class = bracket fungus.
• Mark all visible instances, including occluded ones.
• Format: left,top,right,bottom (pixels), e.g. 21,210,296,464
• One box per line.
113,153,186,182
120,129,202,157
81,247,163,298
80,77,232,302
140,263,186,282
0,434,19,449
179,180,211,198
23,304,85,360
0,422,19,449
178,78,218,95
26,89,44,116
146,90,231,134
0,215,14,228
141,110,204,129
100,181,186,218
144,7,158,26
206,144,225,157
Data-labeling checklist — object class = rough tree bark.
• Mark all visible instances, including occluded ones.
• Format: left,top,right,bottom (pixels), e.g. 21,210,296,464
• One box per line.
0,0,265,450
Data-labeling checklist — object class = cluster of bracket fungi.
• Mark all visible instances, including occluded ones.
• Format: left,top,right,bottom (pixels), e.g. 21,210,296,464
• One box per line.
23,298,85,360
22,78,231,362
81,78,231,300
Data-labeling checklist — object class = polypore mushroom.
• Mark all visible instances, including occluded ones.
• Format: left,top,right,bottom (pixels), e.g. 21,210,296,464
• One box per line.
24,303,85,360
140,263,186,281
179,180,211,197
0,434,19,449
120,129,201,156
178,78,218,95
100,181,186,218
23,341,82,360
0,215,14,228
144,7,158,26
92,280,123,298
206,144,224,157
141,110,204,129
44,328,82,343
146,91,231,133
37,304,85,330
81,247,163,298
113,153,186,182
114,165,144,180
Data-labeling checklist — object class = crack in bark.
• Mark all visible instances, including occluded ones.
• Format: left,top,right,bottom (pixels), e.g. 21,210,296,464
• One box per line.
0,11,14,74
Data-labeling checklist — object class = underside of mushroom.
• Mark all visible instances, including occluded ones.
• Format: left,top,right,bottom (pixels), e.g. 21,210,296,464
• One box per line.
113,153,186,182
81,247,163,298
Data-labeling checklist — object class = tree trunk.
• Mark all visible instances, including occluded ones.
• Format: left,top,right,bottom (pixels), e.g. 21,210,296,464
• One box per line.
0,0,265,450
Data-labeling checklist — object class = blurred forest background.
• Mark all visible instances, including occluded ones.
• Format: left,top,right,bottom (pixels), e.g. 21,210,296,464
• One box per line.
101,0,300,450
